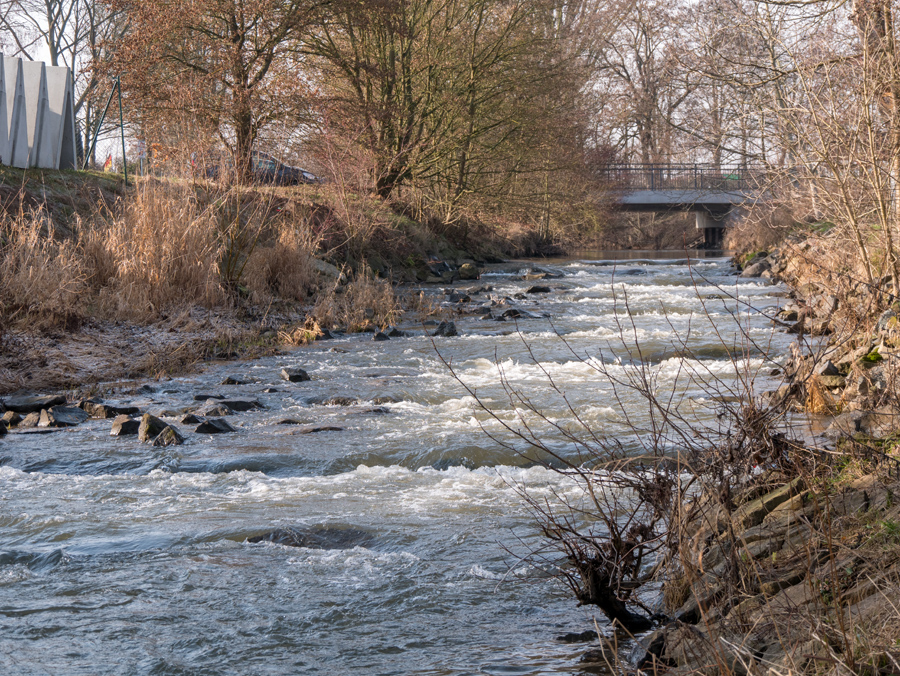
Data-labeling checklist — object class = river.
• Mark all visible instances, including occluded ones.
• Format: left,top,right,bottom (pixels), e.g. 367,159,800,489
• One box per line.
0,253,789,675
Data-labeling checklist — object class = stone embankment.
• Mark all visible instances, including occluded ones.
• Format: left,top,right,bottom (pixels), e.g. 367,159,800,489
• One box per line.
580,243,900,674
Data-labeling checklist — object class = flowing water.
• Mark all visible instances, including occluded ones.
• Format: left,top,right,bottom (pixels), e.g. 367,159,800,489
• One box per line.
0,254,790,675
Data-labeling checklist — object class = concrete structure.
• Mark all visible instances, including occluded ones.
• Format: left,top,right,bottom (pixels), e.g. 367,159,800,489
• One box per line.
0,55,76,170
604,165,763,248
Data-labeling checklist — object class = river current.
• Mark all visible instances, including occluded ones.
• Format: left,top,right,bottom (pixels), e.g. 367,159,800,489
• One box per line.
0,254,789,675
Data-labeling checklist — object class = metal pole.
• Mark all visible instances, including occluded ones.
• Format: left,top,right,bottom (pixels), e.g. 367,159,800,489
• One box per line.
83,81,118,170
117,76,127,185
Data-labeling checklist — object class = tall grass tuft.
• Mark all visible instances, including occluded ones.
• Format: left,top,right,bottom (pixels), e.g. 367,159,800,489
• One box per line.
0,213,87,327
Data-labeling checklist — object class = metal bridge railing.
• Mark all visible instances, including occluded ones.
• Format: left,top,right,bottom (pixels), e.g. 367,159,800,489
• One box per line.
601,163,763,192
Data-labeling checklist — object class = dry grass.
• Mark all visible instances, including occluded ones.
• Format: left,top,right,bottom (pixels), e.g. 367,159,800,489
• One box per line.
0,213,87,328
0,179,322,329
309,271,401,332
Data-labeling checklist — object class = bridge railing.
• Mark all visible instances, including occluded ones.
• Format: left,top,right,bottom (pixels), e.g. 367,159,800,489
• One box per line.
601,163,763,192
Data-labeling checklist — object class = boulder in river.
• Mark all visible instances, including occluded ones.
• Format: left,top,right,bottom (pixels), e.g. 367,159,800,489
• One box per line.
110,415,140,436
458,263,480,280
195,418,236,434
246,526,373,549
281,367,311,383
220,376,245,385
151,426,184,447
526,285,552,294
139,413,173,442
372,331,390,342
39,406,89,428
180,413,204,425
432,320,458,337
19,412,41,428
3,395,67,414
220,399,264,412
2,411,22,428
197,401,232,416
79,401,140,419
193,393,225,401
386,327,406,338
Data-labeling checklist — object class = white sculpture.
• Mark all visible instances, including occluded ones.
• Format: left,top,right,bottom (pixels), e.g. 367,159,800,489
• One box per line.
0,55,77,170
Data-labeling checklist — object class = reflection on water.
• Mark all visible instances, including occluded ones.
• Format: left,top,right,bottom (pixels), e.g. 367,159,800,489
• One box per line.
0,254,786,675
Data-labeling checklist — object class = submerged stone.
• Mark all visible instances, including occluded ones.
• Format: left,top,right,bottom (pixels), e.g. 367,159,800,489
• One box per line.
247,526,373,550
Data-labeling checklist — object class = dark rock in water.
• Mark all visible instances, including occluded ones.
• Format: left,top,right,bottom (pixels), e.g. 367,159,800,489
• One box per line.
152,426,184,447
294,426,344,434
220,399,264,412
39,406,89,428
196,418,236,434
447,290,471,303
79,401,140,418
526,285,552,294
386,327,406,338
193,393,225,401
247,526,373,550
220,376,245,385
319,396,357,406
19,412,42,428
138,413,169,442
110,415,140,436
197,401,232,417
372,396,399,405
499,308,522,319
281,367,311,383
276,418,306,425
556,630,598,643
372,331,390,341
180,413,204,425
458,263,480,280
2,411,22,428
263,387,279,393
432,320,458,337
622,268,648,276
3,395,67,414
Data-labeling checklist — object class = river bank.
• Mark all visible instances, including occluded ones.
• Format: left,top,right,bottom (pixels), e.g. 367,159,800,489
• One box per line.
605,242,900,675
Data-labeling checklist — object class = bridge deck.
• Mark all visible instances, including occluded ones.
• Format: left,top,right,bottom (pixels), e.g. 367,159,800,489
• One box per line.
602,163,764,216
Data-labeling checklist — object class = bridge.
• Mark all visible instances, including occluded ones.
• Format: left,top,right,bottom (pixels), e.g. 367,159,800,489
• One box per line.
602,164,764,248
